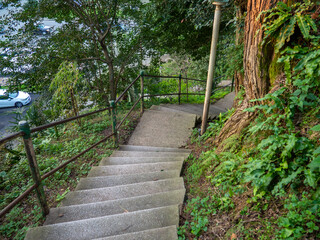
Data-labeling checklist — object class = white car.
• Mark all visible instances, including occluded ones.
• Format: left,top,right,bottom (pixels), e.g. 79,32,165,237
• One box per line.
0,89,31,108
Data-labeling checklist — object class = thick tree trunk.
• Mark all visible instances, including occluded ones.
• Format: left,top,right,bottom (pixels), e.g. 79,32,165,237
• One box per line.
215,0,278,151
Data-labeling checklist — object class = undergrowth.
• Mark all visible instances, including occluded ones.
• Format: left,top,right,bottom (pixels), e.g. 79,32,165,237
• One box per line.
180,1,319,239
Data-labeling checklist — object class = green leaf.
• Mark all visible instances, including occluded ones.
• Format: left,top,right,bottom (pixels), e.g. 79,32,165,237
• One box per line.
296,13,311,39
314,147,320,155
282,228,294,238
305,15,317,32
308,156,320,171
305,169,316,188
274,17,296,52
311,125,320,131
294,49,320,72
264,13,291,39
277,2,291,11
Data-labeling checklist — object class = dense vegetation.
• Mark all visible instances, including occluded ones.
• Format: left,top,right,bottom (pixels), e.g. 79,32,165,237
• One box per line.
178,1,320,239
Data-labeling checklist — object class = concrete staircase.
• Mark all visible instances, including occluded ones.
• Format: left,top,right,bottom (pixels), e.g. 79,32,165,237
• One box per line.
150,91,236,121
25,145,190,240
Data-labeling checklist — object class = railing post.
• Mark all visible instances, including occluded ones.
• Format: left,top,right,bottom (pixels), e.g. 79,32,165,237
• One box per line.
178,74,182,105
186,76,189,103
231,76,234,92
140,71,144,116
109,100,118,147
19,121,49,217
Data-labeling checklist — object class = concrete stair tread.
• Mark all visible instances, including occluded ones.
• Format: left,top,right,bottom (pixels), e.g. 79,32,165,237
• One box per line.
111,150,190,158
149,105,196,116
25,205,179,240
61,178,184,206
88,161,183,177
127,110,196,148
159,103,225,119
76,170,181,190
119,144,191,153
93,226,178,240
45,190,185,225
99,156,184,166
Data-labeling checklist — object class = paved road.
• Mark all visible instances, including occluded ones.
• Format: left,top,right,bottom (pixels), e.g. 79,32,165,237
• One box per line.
0,93,40,138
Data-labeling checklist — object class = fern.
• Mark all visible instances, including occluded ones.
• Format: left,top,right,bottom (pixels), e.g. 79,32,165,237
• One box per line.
296,13,311,39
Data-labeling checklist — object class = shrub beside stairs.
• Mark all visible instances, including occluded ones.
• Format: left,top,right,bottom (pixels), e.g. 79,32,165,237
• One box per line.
25,145,190,240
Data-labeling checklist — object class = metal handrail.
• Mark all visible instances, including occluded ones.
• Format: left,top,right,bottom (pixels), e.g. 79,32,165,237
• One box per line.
115,75,141,104
116,96,142,129
0,72,227,219
0,107,112,146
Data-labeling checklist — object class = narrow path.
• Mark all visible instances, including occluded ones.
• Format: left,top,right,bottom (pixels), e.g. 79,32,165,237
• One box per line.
25,93,235,239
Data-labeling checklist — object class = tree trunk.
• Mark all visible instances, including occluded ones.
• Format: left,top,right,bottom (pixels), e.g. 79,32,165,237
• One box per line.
215,0,278,151
234,4,246,95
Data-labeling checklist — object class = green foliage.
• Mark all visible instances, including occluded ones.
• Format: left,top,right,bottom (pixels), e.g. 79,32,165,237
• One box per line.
277,193,320,239
49,61,82,120
259,0,317,53
243,0,320,196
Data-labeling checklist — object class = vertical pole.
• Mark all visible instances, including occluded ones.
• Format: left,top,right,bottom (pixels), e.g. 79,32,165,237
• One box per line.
140,71,144,116
19,121,49,216
186,73,189,102
178,74,182,105
231,76,235,92
109,100,118,146
201,2,225,135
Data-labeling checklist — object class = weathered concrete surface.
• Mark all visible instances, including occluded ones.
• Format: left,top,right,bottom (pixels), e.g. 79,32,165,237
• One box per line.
93,226,178,240
99,156,184,166
25,205,179,240
45,190,185,225
213,91,235,110
61,178,184,206
111,150,190,158
128,110,196,148
119,145,191,153
150,91,235,121
88,161,183,177
76,170,180,190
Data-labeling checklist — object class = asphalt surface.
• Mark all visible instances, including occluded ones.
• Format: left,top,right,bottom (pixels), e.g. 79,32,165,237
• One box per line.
0,93,40,138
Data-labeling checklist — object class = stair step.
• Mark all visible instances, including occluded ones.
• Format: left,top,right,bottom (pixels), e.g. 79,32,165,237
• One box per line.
61,178,184,206
99,156,184,166
119,144,191,153
127,110,196,148
93,226,178,240
150,105,191,115
88,161,183,177
76,170,180,190
111,150,189,158
160,104,203,116
25,205,179,240
45,189,185,225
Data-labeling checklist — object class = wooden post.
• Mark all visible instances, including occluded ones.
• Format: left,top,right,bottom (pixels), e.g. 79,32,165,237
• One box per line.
178,74,182,105
140,71,144,116
109,100,118,146
19,121,49,216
